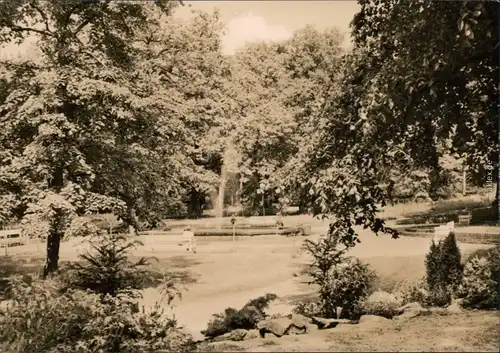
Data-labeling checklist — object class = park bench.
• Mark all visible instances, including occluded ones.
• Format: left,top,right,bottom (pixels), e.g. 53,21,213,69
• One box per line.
458,214,472,226
0,229,24,248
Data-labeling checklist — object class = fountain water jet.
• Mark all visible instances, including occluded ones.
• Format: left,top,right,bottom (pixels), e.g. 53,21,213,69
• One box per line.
214,141,240,230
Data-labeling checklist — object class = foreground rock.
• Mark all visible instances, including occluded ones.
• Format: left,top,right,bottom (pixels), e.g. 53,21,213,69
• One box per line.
204,300,466,344
358,314,391,326
445,299,464,314
395,302,431,319
311,316,357,329
210,328,262,342
244,329,260,340
212,329,249,342
257,313,312,337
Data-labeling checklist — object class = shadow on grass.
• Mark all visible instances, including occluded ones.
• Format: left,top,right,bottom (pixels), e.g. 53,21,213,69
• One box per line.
130,255,200,288
0,256,44,277
0,253,200,302
161,255,201,269
0,256,45,299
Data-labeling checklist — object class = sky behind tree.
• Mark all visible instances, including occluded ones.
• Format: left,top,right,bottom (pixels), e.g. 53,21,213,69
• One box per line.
177,1,360,54
0,1,360,59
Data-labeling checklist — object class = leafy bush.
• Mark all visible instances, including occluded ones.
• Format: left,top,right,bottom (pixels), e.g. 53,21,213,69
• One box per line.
201,293,277,338
425,232,463,305
302,226,348,318
0,276,194,353
400,279,429,306
398,278,452,308
292,299,322,317
465,246,499,264
321,257,377,319
64,233,154,297
65,217,102,238
0,256,43,301
460,245,500,309
359,291,402,318
303,225,377,319
426,286,453,307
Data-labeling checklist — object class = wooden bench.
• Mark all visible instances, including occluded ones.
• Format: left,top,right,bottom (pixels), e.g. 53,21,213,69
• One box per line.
458,214,472,226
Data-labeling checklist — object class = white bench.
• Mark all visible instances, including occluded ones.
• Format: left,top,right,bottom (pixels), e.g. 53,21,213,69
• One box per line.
458,214,472,226
0,229,25,247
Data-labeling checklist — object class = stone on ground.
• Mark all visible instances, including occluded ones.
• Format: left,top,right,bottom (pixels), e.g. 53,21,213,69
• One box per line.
395,302,431,319
446,299,464,314
212,328,248,342
358,314,391,326
244,329,260,340
311,316,356,329
257,315,308,337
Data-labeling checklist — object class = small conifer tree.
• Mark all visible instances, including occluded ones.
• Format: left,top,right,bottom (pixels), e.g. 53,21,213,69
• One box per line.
425,240,442,292
439,232,463,291
425,232,463,305
67,234,151,298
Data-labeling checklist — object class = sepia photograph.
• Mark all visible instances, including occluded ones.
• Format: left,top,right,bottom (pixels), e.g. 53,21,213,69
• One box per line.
0,0,498,352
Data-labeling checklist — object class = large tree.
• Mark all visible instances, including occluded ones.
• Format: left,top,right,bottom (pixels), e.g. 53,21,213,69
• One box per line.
295,0,498,248
0,0,208,276
225,26,345,215
349,0,498,201
123,9,232,219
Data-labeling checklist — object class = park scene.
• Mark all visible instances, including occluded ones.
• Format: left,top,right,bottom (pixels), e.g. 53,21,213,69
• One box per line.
0,1,499,352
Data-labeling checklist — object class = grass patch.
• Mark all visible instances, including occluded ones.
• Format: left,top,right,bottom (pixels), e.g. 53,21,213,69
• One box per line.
395,197,495,226
431,195,493,214
324,311,500,352
125,256,199,287
198,342,245,352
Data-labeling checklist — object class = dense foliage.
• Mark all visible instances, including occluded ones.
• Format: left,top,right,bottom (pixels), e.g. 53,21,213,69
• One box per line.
0,225,190,352
293,0,496,246
65,234,152,297
0,1,232,275
359,291,402,319
2,0,495,273
0,1,497,347
201,293,277,338
460,245,500,309
0,277,195,353
425,233,463,306
303,228,376,319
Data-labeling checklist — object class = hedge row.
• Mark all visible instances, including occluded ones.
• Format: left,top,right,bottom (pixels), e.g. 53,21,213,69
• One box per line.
399,231,499,245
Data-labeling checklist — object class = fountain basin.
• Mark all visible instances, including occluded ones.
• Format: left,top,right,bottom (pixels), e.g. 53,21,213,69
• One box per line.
194,227,302,237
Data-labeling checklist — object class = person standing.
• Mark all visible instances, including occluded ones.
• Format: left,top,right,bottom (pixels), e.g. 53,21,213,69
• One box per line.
182,226,196,253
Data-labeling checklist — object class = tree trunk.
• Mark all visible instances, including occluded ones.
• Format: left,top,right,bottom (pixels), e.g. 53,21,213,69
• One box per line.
43,209,63,278
44,168,64,278
127,205,138,235
187,189,204,219
462,166,467,196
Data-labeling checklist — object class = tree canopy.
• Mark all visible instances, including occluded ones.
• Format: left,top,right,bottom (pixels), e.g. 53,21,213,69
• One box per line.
0,0,496,273
295,0,498,246
0,0,230,275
